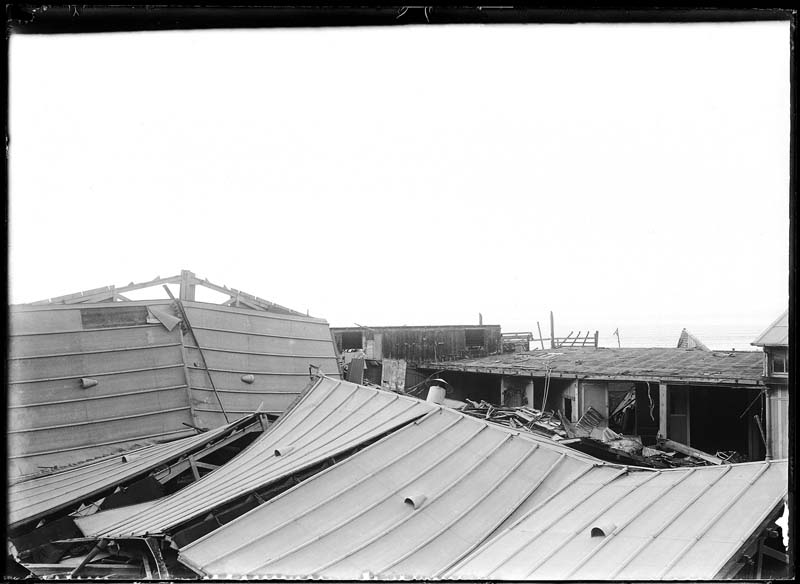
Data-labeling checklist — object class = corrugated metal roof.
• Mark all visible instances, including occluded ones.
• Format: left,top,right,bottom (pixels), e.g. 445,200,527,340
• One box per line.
424,347,764,384
72,501,157,536
7,413,260,530
89,377,434,538
751,310,789,347
449,460,787,580
176,388,787,579
177,406,619,578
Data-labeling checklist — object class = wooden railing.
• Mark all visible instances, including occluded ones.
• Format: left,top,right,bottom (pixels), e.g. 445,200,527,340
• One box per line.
503,330,599,350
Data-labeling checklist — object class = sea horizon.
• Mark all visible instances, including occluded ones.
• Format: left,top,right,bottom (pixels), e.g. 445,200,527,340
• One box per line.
506,321,771,352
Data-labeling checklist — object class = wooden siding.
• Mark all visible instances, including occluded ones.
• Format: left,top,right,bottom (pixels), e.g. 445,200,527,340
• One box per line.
332,326,502,364
8,300,341,479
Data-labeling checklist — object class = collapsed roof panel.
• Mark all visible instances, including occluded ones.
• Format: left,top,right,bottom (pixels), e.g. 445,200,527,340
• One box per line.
8,301,195,477
88,377,435,539
177,401,618,578
448,460,787,580
7,413,262,531
175,377,787,580
178,301,341,430
8,293,341,478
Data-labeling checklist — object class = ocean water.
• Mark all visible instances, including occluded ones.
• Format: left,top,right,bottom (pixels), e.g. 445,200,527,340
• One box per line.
596,324,765,352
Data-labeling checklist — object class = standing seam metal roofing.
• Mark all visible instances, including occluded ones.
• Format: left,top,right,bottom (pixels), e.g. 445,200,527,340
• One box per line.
177,402,627,578
7,413,260,530
447,460,787,580
88,376,435,538
175,378,787,580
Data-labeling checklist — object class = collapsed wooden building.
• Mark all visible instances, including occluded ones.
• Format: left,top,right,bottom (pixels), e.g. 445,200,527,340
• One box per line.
6,376,789,579
8,270,341,479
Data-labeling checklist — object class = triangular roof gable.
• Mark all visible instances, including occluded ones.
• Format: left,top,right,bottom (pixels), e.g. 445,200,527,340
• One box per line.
751,310,789,347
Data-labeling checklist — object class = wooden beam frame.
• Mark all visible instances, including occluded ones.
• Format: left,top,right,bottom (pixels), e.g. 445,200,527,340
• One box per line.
153,419,263,484
659,382,668,439
24,271,306,316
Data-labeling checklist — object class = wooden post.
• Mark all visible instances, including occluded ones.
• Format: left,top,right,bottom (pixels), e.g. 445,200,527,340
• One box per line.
755,536,764,579
550,311,555,349
537,322,545,350
764,388,773,460
658,382,668,439
594,330,599,348
69,539,108,577
179,269,196,301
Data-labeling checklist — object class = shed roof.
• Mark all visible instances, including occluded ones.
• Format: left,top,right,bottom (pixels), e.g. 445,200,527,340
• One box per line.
751,310,789,347
87,376,434,538
7,413,261,530
176,383,787,579
423,347,764,385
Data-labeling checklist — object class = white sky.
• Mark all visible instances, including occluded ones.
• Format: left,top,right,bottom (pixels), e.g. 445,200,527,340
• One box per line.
8,22,790,341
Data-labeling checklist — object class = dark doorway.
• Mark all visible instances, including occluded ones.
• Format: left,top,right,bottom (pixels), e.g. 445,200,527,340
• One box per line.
689,386,765,461
434,371,501,404
340,331,363,351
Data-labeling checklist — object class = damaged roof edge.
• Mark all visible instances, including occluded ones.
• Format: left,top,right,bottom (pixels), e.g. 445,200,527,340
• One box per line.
8,412,264,530
421,363,764,386
89,377,437,539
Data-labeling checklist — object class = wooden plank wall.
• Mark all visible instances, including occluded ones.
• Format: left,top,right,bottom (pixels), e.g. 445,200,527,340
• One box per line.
180,302,342,430
8,301,194,478
378,326,502,363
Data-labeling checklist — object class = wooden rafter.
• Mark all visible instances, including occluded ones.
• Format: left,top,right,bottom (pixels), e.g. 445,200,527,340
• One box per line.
25,270,305,316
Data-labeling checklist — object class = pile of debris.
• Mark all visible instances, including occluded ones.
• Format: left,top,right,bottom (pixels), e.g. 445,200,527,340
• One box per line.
460,400,567,438
558,406,742,468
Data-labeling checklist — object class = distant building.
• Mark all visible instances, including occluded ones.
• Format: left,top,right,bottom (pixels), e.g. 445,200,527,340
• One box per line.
676,328,710,350
331,324,502,390
421,346,767,461
332,324,502,363
751,310,789,459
